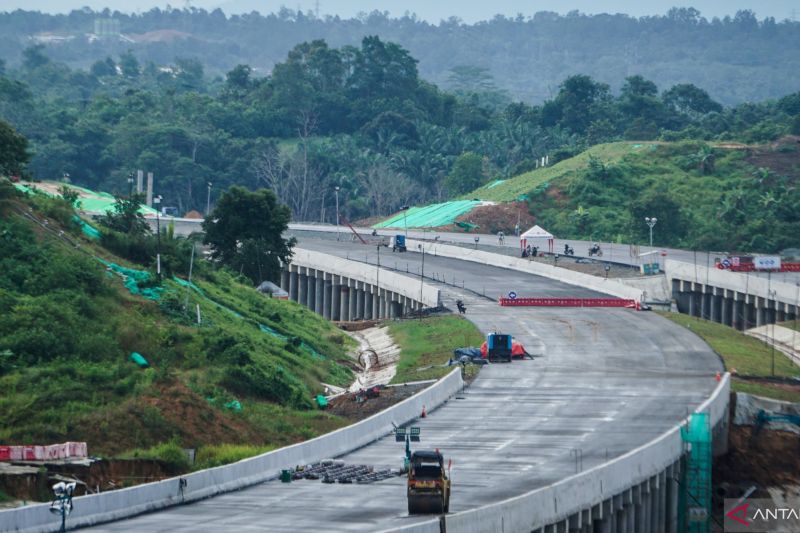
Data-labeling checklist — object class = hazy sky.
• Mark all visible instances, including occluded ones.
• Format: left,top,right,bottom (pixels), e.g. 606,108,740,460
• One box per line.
2,0,797,22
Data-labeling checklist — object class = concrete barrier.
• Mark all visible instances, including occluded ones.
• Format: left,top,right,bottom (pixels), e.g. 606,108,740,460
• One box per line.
382,374,730,533
0,370,464,533
407,240,644,301
292,247,441,308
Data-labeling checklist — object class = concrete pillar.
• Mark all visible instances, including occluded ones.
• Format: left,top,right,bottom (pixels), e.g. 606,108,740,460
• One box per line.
306,274,315,309
721,296,730,327
356,288,365,320
700,289,707,320
666,463,679,533
756,299,765,327
280,269,289,292
688,292,696,317
658,472,667,533
297,272,307,308
349,283,358,321
314,273,324,315
323,278,332,320
339,285,349,321
136,169,144,193
331,279,341,321
372,290,380,319
378,289,389,318
709,293,717,323
146,172,154,206
289,269,298,301
635,485,646,532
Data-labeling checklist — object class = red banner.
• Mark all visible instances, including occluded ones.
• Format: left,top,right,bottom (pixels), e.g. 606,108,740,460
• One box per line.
498,297,639,309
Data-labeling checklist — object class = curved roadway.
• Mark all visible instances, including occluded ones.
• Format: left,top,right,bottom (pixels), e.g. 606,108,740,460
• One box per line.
88,235,722,532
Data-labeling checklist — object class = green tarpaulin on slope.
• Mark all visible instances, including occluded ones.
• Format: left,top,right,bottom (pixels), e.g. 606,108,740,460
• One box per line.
373,200,481,229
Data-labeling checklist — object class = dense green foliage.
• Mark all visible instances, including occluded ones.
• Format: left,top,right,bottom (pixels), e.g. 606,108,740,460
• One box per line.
0,8,798,105
0,184,352,453
0,35,797,227
0,118,28,176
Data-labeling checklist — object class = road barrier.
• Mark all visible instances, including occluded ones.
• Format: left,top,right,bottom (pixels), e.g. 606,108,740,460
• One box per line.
0,370,463,533
0,442,87,461
498,297,640,309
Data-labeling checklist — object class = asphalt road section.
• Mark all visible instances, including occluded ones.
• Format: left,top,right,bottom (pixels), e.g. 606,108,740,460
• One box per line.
88,235,722,532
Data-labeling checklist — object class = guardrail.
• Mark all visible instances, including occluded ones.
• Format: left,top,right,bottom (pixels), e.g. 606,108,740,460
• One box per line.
380,373,730,533
0,370,464,533
498,297,640,309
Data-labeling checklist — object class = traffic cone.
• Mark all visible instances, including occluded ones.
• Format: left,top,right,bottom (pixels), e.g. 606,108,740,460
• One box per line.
715,371,721,382
421,404,427,418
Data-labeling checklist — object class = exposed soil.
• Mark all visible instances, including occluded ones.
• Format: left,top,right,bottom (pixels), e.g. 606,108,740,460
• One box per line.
715,426,800,490
326,383,428,422
744,135,800,179
75,382,264,455
450,201,536,234
0,459,172,502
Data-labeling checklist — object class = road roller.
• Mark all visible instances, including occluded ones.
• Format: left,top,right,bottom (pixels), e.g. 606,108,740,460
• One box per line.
407,450,450,514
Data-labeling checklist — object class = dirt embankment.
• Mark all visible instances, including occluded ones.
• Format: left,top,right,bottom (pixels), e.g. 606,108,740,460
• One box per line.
326,384,428,422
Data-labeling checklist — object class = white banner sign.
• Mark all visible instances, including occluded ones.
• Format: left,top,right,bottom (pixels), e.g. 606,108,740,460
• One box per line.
754,256,781,270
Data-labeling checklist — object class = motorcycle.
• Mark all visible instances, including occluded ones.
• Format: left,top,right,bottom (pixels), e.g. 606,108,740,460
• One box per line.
563,245,574,256
588,244,603,257
456,300,467,314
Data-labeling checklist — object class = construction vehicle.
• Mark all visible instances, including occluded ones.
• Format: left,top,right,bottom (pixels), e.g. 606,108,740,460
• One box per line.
391,234,407,252
407,450,450,514
480,333,513,362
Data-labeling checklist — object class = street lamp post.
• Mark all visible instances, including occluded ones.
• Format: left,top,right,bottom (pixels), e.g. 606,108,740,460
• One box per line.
400,205,410,238
335,186,340,241
417,243,425,313
127,173,134,197
206,182,212,216
645,217,658,247
154,195,162,278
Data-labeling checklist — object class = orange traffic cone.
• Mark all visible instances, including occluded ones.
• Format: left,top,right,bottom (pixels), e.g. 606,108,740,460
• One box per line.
715,371,721,382
421,404,427,418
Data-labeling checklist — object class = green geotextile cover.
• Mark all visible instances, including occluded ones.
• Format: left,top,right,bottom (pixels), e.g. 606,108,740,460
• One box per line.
373,200,480,229
14,182,157,216
98,259,164,300
130,352,150,367
72,216,101,240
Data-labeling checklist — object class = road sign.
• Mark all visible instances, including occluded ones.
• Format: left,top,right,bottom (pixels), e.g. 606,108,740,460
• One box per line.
508,291,517,299
721,259,731,268
754,256,781,270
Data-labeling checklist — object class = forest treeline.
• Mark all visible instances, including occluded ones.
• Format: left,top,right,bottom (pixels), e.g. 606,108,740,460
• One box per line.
0,35,798,223
0,7,799,105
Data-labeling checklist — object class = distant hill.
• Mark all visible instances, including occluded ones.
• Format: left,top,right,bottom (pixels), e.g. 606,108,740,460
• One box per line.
0,8,798,105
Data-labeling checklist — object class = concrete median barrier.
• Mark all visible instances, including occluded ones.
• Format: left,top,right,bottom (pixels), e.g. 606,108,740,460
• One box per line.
408,240,644,301
0,369,464,533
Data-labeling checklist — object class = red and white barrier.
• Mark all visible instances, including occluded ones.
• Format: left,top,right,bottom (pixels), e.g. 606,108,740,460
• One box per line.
0,442,87,461
498,297,640,310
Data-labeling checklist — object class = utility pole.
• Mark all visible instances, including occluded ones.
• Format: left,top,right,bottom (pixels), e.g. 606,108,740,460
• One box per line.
206,182,212,216
335,186,340,241
154,195,162,278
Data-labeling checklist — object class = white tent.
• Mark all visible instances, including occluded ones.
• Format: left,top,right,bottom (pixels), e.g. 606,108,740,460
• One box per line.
520,225,554,254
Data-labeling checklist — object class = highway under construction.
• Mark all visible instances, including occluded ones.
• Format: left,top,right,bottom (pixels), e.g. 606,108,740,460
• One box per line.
84,234,723,532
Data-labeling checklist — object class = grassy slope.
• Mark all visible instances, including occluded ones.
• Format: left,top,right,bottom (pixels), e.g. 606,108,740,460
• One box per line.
659,313,800,402
0,186,354,457
465,142,651,202
388,316,484,383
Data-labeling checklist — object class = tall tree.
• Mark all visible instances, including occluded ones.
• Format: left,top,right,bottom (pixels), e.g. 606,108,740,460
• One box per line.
202,186,295,284
0,119,29,176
